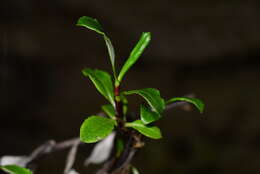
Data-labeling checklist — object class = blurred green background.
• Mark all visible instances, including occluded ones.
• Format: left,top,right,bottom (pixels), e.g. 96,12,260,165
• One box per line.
1,0,260,173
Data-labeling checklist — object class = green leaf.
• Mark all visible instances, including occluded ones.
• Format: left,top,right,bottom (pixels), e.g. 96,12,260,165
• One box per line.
82,68,115,106
118,32,151,82
101,104,116,119
80,116,116,143
0,165,32,174
140,104,161,124
124,88,165,114
126,120,162,139
77,16,116,79
166,97,205,113
77,16,104,35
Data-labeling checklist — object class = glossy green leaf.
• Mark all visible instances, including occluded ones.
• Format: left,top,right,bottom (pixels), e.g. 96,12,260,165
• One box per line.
77,16,116,79
140,104,161,124
166,97,205,113
126,120,162,139
0,165,32,174
82,68,114,106
118,32,151,82
124,88,165,114
101,104,116,119
77,16,104,35
80,116,116,143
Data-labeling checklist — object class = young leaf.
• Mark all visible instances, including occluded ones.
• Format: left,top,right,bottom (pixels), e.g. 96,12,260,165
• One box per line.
101,104,116,119
115,138,124,157
80,116,116,143
126,120,162,139
124,88,165,114
140,104,161,124
77,16,116,79
82,68,115,106
77,16,104,35
166,97,205,113
0,165,32,174
118,32,151,82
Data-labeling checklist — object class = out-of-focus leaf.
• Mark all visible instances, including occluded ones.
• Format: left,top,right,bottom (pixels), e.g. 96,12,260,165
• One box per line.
101,104,116,119
124,88,165,114
80,116,116,143
115,138,124,157
82,68,114,106
131,166,140,174
0,165,32,174
126,120,162,139
84,132,115,166
118,32,151,82
166,97,205,113
140,104,160,124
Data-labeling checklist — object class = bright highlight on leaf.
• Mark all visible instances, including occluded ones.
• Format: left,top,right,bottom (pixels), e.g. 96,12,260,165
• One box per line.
126,120,162,139
77,16,116,78
0,165,32,174
124,88,165,114
140,104,161,124
118,32,151,82
80,116,116,143
101,104,116,119
82,68,115,106
166,97,205,113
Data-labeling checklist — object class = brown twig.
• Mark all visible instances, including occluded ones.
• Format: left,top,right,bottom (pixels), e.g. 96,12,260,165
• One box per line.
26,138,83,170
63,139,81,174
24,95,194,174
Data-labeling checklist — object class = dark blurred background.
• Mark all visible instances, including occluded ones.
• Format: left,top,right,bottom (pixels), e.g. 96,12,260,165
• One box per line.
1,0,260,173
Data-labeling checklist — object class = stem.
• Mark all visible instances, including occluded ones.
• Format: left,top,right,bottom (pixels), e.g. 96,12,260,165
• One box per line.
114,85,123,120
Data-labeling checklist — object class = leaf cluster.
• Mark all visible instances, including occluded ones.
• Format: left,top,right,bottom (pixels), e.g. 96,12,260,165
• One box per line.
77,16,205,143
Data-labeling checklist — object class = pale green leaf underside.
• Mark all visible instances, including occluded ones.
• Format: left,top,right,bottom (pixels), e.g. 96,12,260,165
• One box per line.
126,120,162,139
0,165,32,174
140,104,161,124
101,104,116,119
124,88,165,114
118,32,151,82
80,116,116,143
82,68,115,106
166,97,205,113
77,16,104,34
